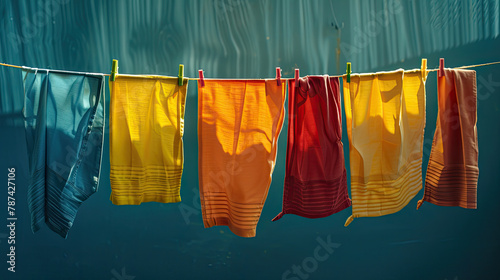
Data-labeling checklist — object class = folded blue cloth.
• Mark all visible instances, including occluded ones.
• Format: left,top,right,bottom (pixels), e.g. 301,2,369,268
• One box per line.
22,67,105,238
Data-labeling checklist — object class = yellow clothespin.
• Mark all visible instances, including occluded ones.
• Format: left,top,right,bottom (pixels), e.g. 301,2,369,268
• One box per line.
421,58,427,81
110,59,118,82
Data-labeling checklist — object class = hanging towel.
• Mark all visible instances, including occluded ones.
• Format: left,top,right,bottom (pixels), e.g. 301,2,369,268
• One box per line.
273,76,351,222
22,67,105,238
343,69,426,226
198,79,286,237
109,75,187,205
417,69,478,209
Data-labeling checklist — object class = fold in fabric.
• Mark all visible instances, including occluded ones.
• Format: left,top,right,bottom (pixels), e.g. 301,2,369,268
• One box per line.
343,69,426,226
198,79,286,237
22,68,105,238
273,76,351,222
109,75,187,205
417,69,478,209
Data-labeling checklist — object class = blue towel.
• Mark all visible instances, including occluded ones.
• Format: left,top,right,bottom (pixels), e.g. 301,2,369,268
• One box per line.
22,67,105,238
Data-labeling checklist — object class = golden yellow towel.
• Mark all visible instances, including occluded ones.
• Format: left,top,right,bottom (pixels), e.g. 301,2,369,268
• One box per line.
109,75,187,205
198,79,286,237
343,69,426,226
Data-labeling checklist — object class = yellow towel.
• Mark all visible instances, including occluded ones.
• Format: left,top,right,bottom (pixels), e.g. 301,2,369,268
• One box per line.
343,69,426,226
109,75,187,205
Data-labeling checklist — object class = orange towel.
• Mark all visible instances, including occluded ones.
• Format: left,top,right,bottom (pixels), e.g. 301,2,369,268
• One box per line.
343,69,426,226
198,79,286,237
417,69,478,209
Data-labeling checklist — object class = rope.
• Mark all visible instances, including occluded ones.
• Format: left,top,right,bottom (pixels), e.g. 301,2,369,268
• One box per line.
0,62,23,69
455,61,500,69
426,61,500,72
2,61,500,79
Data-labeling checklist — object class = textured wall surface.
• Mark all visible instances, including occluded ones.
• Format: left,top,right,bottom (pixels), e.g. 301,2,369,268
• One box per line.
1,1,500,279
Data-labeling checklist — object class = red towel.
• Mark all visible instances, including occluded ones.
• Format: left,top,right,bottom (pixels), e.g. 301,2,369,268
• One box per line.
273,76,351,221
417,69,479,209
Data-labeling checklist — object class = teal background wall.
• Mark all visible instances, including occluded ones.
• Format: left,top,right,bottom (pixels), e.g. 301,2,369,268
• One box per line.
1,0,500,279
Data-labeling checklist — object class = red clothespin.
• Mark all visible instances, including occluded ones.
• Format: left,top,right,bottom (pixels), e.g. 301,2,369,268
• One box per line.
294,69,299,87
276,67,281,86
438,58,445,77
198,69,205,87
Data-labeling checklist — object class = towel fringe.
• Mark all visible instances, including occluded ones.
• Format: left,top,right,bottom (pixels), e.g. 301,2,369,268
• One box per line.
416,199,424,210
272,212,285,222
344,215,354,227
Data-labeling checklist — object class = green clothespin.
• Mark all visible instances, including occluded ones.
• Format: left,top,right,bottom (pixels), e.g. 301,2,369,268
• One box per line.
110,59,118,82
346,62,351,83
178,64,184,86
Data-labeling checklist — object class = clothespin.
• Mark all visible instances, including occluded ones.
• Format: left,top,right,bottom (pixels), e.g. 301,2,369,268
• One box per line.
178,64,184,86
421,58,427,81
198,69,205,88
110,59,118,82
438,58,445,77
294,69,300,87
346,62,351,83
276,67,281,86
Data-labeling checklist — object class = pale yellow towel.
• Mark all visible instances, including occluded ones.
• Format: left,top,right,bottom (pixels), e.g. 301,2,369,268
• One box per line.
343,69,426,226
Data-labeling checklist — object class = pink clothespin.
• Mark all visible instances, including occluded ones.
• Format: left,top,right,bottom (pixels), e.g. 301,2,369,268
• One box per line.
294,69,299,87
276,67,281,86
438,58,445,77
198,69,205,87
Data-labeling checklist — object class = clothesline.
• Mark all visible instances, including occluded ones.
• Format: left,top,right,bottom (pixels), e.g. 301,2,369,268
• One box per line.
1,60,500,80
16,55,485,238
